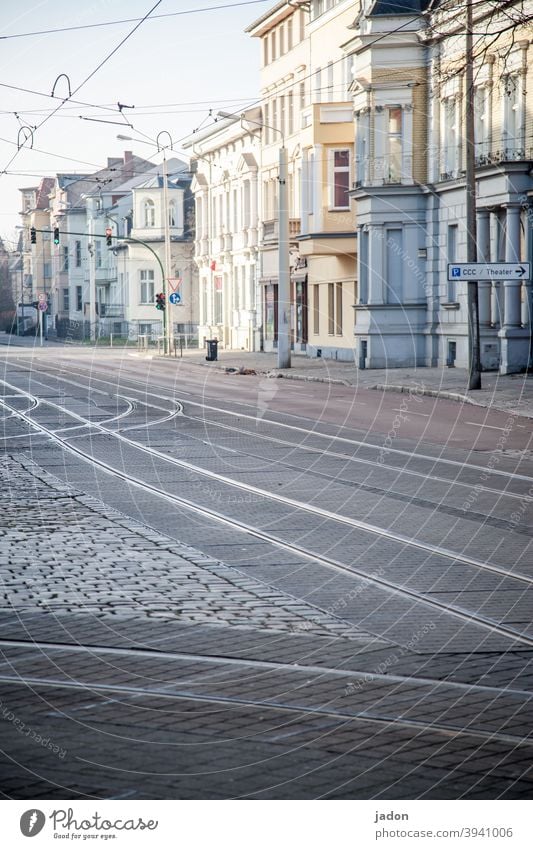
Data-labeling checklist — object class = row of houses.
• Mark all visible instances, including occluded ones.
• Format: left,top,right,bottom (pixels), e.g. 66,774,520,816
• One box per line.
14,0,533,371
17,152,198,342
183,0,533,372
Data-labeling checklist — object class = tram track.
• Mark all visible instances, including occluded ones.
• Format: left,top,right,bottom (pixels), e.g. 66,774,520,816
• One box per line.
1,378,533,648
4,356,533,504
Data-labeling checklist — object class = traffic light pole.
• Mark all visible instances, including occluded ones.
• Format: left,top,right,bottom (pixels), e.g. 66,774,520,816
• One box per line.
27,226,169,352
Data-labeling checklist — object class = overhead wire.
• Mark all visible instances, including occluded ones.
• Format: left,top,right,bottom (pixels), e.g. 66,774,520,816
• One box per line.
0,0,165,178
0,0,271,41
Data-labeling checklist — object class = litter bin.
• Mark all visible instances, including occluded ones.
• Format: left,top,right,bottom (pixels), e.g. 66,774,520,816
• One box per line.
206,339,218,361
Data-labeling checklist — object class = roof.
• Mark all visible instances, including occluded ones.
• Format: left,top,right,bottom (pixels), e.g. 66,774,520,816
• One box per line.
246,0,304,34
369,0,431,13
35,178,55,209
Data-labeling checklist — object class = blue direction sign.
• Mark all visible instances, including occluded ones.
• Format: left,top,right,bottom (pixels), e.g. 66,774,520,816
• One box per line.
448,262,531,281
169,292,182,305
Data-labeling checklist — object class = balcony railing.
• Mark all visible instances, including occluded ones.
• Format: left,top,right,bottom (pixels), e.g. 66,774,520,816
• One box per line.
262,219,301,244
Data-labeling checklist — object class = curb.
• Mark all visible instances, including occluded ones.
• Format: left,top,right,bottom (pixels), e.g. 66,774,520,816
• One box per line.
370,383,477,405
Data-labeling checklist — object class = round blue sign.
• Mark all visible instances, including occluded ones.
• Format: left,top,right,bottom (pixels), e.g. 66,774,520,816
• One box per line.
169,292,182,305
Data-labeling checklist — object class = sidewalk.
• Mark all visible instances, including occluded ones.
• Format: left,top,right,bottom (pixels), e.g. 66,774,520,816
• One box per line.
175,348,533,419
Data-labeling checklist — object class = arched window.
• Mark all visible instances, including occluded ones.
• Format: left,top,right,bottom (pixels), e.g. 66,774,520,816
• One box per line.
168,200,176,227
143,199,155,227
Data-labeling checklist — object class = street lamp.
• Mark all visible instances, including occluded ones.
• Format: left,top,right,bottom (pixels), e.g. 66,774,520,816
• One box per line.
217,111,291,369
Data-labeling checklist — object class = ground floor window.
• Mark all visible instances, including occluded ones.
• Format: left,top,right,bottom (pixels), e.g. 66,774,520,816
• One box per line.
76,286,82,312
62,288,69,312
264,284,278,342
140,270,155,304
313,285,320,335
214,275,223,325
295,280,308,343
328,282,343,335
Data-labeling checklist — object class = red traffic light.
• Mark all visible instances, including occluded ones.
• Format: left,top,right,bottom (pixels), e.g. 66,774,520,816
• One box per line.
155,292,166,311
105,227,112,247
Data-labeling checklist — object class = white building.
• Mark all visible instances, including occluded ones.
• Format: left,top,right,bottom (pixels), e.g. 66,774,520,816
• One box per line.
111,159,198,342
183,111,261,350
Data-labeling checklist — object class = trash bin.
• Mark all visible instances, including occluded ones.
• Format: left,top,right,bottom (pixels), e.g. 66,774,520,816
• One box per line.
206,339,218,361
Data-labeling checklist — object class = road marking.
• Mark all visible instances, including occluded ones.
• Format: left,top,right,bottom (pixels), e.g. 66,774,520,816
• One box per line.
465,422,512,431
393,409,430,417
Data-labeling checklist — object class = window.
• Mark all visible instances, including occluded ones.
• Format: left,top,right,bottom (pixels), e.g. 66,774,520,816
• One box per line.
328,283,335,335
263,37,268,66
343,55,352,98
386,229,403,304
214,275,223,324
442,97,459,176
335,282,343,334
279,23,284,55
331,149,350,209
63,288,69,311
447,224,458,302
95,240,102,269
168,200,176,227
280,96,286,137
44,263,51,279
314,67,322,102
270,30,276,62
143,198,155,227
62,246,69,272
313,284,320,335
288,91,294,136
474,86,489,160
273,99,278,135
503,75,523,156
264,102,270,145
327,283,343,335
387,107,402,183
140,269,155,304
327,62,334,102
287,18,293,51
76,286,82,311
300,82,306,111
299,9,305,41
75,240,81,267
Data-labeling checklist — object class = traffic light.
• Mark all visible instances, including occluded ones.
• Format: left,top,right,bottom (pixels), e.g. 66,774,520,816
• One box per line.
53,227,60,245
105,227,112,247
155,292,166,311
30,227,36,245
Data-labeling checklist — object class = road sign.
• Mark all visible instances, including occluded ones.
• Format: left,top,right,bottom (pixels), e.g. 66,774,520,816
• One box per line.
167,277,182,292
38,301,47,312
447,262,531,281
169,292,182,305
37,292,46,302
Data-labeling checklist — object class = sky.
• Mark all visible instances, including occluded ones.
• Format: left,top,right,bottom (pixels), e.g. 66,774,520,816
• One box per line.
0,0,271,248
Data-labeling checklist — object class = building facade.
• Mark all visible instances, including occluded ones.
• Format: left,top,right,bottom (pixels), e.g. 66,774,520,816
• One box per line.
184,112,261,350
348,0,533,373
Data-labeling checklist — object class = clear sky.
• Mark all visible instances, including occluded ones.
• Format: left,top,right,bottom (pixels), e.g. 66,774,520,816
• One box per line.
0,0,270,247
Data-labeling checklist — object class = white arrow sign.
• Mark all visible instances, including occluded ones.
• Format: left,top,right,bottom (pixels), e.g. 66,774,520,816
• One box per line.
447,262,531,281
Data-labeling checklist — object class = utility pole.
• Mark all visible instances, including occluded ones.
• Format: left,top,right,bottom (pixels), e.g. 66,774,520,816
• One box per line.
465,0,482,390
277,144,291,369
87,199,97,343
162,153,172,355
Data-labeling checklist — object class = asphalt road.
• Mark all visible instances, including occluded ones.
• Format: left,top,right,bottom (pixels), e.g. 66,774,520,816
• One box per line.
0,347,532,800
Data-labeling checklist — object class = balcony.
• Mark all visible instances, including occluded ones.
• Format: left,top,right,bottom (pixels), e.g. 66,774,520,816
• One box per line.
352,155,413,189
262,219,301,245
475,147,533,167
99,303,124,318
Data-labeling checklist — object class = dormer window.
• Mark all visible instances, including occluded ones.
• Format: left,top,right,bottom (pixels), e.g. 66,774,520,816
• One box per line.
143,199,155,227
168,200,176,227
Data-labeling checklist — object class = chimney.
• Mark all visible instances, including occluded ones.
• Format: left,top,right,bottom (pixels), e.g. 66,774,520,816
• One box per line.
123,151,134,179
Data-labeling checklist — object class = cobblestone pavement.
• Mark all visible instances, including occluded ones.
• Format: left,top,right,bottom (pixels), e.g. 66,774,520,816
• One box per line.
0,456,366,639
